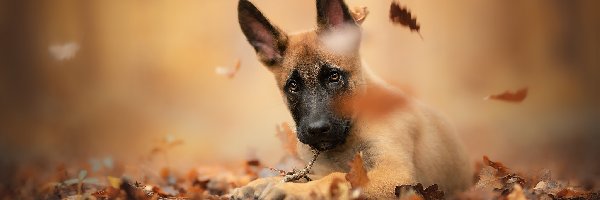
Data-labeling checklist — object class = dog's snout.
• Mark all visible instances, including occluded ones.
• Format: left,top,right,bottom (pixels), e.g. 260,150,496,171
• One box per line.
307,119,331,135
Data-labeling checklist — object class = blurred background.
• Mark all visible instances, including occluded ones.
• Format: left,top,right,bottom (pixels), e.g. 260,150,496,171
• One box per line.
1,0,599,185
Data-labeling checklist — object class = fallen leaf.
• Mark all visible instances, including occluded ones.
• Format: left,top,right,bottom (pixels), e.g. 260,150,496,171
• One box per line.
395,183,444,200
345,152,369,189
107,176,122,189
186,169,199,182
484,87,528,103
475,156,526,196
483,155,509,175
215,59,241,79
243,159,262,178
91,187,121,199
556,187,584,199
159,167,170,181
389,1,421,37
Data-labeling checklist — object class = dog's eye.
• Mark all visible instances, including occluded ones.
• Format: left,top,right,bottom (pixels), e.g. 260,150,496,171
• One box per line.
288,80,299,93
328,72,340,83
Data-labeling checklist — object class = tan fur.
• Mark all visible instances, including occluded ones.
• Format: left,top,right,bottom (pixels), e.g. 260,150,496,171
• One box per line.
234,2,471,198
232,30,472,199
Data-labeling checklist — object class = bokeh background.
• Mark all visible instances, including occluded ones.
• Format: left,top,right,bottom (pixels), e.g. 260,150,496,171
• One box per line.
1,0,599,185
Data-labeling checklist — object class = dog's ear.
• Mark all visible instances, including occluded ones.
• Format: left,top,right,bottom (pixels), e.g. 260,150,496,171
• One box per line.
238,0,288,67
316,0,358,31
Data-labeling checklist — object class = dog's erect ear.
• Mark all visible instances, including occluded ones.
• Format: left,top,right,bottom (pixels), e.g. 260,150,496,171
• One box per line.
316,0,358,31
238,0,288,67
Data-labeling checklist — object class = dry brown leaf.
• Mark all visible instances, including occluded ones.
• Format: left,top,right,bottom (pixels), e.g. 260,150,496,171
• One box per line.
186,169,199,182
389,1,421,37
483,155,509,175
275,122,298,157
159,167,170,181
556,187,584,199
475,156,527,196
484,87,528,103
345,152,369,189
215,58,241,79
395,183,444,200
351,6,369,25
243,159,261,179
92,186,121,199
475,166,504,190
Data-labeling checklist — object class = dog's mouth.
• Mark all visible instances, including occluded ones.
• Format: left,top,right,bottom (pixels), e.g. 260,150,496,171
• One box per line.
306,121,352,151
311,140,340,151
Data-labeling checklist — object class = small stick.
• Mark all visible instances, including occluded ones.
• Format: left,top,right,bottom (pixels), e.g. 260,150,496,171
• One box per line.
282,149,320,182
268,167,288,176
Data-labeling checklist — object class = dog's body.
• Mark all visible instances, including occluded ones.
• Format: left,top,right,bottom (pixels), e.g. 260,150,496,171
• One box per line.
234,0,471,198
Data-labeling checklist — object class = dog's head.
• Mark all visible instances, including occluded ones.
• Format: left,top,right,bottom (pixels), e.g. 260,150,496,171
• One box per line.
238,0,365,151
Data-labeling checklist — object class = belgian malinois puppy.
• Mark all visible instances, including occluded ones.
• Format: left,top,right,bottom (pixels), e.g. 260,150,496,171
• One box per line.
233,0,472,198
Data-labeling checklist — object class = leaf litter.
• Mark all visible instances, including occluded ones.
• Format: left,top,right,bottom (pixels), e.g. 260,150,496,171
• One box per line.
6,2,599,200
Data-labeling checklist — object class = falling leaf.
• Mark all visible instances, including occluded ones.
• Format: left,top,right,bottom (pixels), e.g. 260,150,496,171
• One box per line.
336,83,408,119
484,87,528,103
389,1,422,37
351,6,369,25
319,24,361,55
49,42,80,61
275,122,298,157
215,59,241,79
345,152,369,189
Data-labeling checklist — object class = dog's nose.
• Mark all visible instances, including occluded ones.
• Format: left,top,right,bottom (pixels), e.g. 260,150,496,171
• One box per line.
308,120,331,135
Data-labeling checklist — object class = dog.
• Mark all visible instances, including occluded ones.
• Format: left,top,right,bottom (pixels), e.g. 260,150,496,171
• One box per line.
233,0,472,199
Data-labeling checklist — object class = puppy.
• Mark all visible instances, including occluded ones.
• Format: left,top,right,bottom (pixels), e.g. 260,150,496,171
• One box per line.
234,0,472,198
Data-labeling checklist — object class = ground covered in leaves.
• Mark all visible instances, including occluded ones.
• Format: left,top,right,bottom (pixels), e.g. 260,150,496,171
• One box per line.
1,126,598,200
2,1,596,200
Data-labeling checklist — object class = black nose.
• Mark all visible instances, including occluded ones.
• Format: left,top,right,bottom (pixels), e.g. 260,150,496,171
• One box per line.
307,119,331,135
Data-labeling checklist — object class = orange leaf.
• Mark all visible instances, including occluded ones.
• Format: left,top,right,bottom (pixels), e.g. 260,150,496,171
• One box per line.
351,6,369,25
159,167,170,180
345,152,369,188
483,156,509,175
215,58,241,79
484,87,528,103
389,1,422,38
336,84,408,119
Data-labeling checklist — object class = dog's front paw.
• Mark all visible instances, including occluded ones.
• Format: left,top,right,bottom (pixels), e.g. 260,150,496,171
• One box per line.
231,177,283,200
231,177,314,200
231,173,353,200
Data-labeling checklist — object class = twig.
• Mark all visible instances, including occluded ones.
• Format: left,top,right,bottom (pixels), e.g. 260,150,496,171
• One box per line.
282,149,320,182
